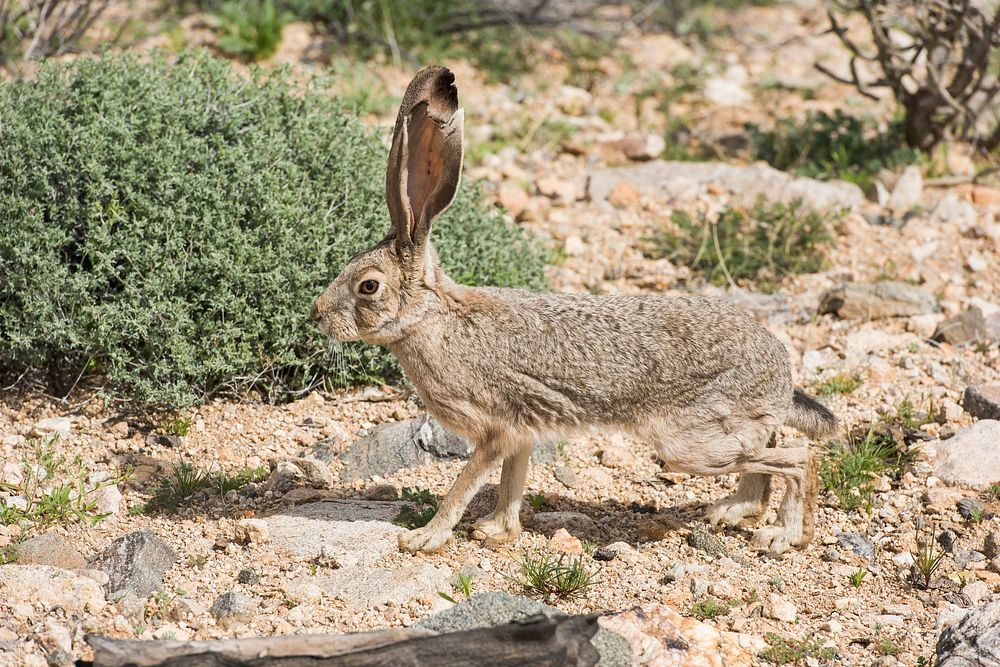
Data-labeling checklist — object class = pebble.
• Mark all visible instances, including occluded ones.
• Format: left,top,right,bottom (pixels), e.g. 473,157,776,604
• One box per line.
822,619,843,634
957,498,985,521
549,528,584,555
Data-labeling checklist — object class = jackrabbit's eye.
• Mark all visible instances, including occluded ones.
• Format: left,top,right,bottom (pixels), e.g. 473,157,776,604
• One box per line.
359,279,379,295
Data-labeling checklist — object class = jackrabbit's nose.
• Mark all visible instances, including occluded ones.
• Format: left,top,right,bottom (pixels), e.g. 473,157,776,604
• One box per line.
309,301,322,322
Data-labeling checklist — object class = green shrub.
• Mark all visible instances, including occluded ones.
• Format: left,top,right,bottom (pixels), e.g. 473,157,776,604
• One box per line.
820,428,912,511
0,53,546,408
748,111,920,190
648,197,835,291
216,0,291,61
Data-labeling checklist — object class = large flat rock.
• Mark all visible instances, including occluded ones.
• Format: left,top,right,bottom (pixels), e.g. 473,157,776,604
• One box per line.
0,565,106,615
932,421,1000,487
265,500,406,568
308,563,451,612
588,160,864,211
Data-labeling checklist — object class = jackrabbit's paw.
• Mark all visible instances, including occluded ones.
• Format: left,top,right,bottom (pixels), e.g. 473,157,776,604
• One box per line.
705,496,763,527
751,525,792,555
399,525,452,553
471,515,521,543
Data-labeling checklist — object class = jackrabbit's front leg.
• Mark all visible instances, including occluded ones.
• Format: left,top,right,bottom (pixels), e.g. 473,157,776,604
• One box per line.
399,444,500,553
472,446,530,543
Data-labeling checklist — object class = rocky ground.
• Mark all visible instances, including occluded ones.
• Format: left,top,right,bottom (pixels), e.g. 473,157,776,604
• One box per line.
2,1,1000,665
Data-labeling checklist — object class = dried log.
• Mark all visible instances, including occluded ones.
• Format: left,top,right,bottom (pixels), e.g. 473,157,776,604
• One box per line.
83,613,601,667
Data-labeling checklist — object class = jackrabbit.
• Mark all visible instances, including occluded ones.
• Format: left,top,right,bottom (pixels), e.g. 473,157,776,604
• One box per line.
311,66,837,555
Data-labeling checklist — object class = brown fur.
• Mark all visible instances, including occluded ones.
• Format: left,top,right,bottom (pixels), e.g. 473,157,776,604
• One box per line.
311,67,837,555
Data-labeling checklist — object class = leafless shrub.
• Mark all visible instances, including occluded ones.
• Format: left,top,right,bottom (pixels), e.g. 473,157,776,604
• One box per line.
0,0,110,66
818,0,1000,153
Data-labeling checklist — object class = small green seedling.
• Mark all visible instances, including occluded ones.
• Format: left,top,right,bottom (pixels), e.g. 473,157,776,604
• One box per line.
849,569,867,588
509,550,596,601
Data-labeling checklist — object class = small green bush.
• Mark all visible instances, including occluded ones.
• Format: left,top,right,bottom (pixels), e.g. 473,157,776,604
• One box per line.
0,53,546,407
748,111,920,190
648,197,835,291
216,0,291,61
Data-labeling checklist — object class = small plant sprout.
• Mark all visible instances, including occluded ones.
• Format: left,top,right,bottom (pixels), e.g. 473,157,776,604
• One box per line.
439,572,475,604
911,522,947,590
159,414,192,437
849,569,867,588
967,507,984,524
769,575,784,591
526,493,546,511
687,598,731,620
813,373,862,397
820,427,912,511
509,550,596,601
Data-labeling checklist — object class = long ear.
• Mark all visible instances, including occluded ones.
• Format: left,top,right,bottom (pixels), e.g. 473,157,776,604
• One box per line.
385,66,464,253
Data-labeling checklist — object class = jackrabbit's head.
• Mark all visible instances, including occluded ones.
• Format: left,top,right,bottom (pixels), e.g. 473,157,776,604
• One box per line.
311,67,464,344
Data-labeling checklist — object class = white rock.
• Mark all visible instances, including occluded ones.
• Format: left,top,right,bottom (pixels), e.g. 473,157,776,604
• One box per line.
967,251,988,273
822,619,843,634
961,580,990,605
932,420,1000,486
266,500,404,568
767,594,798,622
890,166,922,211
235,518,270,544
709,580,735,598
95,484,123,515
932,193,977,228
893,552,915,568
0,565,105,615
32,417,71,438
564,235,587,257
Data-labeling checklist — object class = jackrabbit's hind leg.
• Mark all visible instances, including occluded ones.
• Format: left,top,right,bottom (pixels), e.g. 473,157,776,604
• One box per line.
706,434,777,527
706,473,773,526
472,446,530,543
740,446,811,555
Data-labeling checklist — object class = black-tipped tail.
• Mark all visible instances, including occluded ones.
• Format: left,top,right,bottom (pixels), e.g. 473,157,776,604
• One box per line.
786,390,838,438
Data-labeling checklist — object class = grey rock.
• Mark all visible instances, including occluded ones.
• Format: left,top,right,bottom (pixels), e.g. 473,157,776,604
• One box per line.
837,533,875,560
588,160,864,212
822,547,841,562
554,465,579,488
933,308,987,346
984,532,999,560
265,461,306,494
938,530,958,553
963,384,1000,420
282,457,331,489
340,414,472,480
986,313,1000,344
932,420,1000,486
237,568,259,585
266,500,405,568
936,600,1000,666
818,282,939,320
416,592,632,667
957,498,985,520
36,619,72,667
89,530,177,599
210,591,256,626
531,511,599,537
688,524,726,556
14,533,86,570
